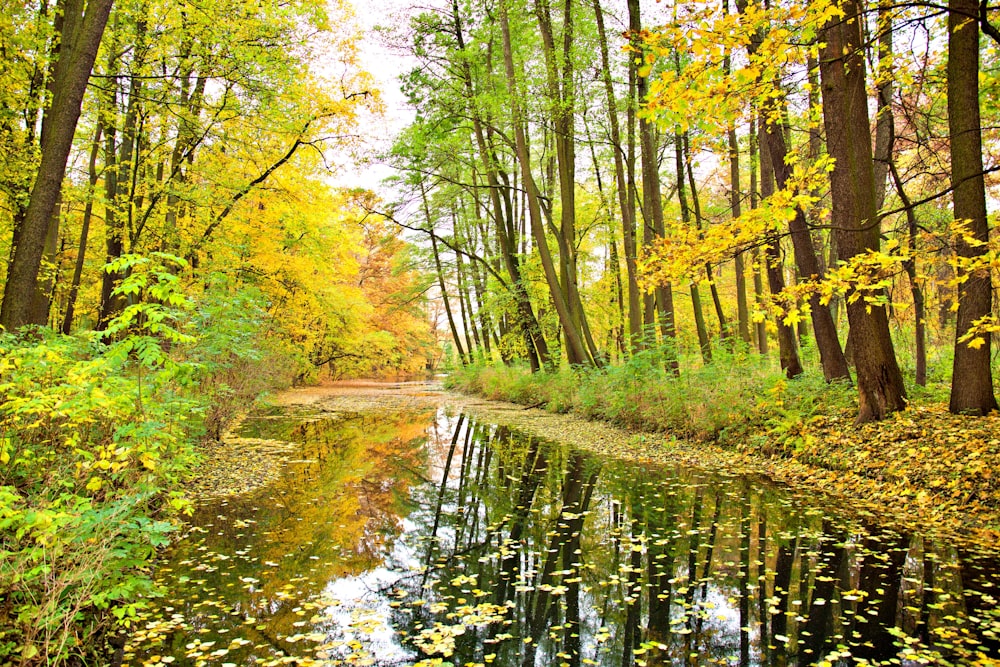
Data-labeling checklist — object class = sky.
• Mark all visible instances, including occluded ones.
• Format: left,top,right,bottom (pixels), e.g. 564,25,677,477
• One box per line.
328,0,422,190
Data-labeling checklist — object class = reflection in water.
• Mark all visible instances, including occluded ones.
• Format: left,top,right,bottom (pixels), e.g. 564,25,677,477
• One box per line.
126,407,1000,666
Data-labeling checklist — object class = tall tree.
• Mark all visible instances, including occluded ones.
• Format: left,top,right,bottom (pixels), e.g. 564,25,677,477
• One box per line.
736,0,850,383
631,0,679,371
819,0,906,422
593,0,642,353
1,0,115,330
500,0,595,368
947,0,997,414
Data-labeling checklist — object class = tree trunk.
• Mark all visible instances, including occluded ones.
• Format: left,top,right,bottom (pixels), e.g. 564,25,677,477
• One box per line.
872,1,894,212
749,115,769,355
730,124,751,345
500,0,593,368
759,120,802,378
736,0,848,381
593,0,642,354
425,189,468,366
1,0,115,330
676,130,712,363
27,193,62,326
62,123,103,333
534,0,597,366
450,0,550,370
632,1,678,370
819,0,907,422
947,0,997,414
685,132,730,346
760,111,850,381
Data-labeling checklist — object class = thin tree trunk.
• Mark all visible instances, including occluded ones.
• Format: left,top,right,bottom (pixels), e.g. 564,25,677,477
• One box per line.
889,162,927,386
423,186,467,365
749,115,769,355
685,133,730,345
677,129,712,363
62,123,103,333
759,119,802,377
731,127,751,345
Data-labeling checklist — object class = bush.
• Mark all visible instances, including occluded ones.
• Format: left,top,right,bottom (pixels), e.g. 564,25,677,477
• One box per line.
0,256,297,664
0,329,194,664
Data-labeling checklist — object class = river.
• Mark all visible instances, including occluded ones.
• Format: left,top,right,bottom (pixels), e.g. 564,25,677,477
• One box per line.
124,381,1000,666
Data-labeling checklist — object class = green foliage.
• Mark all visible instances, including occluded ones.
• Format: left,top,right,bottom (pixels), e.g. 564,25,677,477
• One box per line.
0,326,196,663
448,349,858,446
0,256,300,664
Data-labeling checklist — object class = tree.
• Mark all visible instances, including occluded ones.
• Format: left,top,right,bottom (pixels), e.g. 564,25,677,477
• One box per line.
1,0,114,330
818,0,906,422
947,0,997,415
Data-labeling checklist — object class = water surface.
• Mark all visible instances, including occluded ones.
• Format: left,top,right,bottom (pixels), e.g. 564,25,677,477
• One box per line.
126,394,1000,666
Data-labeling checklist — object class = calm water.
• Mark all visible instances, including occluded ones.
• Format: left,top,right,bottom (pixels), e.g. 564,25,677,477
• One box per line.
126,398,1000,666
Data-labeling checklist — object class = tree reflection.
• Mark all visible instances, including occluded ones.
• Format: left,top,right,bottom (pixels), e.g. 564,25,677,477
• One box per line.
129,410,1000,667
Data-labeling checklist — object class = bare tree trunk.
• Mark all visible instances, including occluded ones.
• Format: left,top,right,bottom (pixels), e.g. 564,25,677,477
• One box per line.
1,0,115,330
819,0,907,422
947,0,997,414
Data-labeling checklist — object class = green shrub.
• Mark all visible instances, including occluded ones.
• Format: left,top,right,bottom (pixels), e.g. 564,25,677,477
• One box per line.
0,255,296,664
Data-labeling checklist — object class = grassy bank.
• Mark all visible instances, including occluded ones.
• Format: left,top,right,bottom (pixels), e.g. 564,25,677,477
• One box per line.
446,353,1000,549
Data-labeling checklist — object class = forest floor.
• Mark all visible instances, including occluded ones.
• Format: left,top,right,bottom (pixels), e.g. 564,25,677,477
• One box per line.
193,378,1000,555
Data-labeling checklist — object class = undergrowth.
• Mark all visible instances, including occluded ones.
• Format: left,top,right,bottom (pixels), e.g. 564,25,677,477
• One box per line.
446,344,859,449
0,255,298,665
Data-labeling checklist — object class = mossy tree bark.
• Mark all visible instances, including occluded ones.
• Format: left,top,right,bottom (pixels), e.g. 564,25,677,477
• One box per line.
1,0,115,330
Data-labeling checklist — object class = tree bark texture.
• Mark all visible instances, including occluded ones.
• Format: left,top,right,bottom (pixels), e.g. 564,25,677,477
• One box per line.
819,0,907,422
1,0,115,330
947,0,997,414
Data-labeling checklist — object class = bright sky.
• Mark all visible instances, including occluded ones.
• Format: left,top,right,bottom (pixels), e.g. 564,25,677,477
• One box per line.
329,0,421,190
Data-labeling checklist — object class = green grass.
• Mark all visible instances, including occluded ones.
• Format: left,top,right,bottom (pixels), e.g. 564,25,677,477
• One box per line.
446,344,860,446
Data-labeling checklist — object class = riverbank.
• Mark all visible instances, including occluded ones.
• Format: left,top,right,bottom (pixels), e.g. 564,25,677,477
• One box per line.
446,364,1000,554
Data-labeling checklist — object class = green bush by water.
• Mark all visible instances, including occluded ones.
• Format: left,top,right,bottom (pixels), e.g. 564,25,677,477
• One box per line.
446,344,859,446
0,256,299,664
